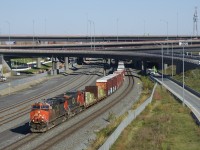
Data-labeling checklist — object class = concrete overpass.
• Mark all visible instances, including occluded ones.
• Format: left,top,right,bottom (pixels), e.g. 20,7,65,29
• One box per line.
0,35,199,74
0,35,199,43
0,48,199,74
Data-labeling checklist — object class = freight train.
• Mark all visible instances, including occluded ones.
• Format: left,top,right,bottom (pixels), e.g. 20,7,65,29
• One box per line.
29,62,125,132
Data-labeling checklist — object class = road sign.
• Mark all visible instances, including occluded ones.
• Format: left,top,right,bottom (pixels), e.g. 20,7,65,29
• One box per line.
179,41,188,46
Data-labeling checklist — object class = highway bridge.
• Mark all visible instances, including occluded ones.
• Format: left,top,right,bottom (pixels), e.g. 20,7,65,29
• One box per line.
0,47,199,74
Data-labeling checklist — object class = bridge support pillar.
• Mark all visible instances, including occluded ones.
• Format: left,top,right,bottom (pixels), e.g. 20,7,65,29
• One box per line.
0,55,3,76
51,57,59,75
164,63,168,74
141,60,147,75
107,59,111,65
36,58,42,68
103,69,106,76
103,59,106,76
64,57,69,71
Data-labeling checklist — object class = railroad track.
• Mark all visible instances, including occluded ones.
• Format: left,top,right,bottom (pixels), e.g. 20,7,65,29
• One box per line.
35,69,134,150
3,69,134,150
0,66,101,126
1,67,101,150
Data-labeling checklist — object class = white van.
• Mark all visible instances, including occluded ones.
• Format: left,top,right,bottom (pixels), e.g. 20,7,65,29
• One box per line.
0,76,7,82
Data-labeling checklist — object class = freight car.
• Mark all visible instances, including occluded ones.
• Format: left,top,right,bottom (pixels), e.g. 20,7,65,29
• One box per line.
30,62,125,132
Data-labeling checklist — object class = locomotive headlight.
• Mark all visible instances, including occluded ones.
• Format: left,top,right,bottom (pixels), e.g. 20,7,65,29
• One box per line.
33,120,35,122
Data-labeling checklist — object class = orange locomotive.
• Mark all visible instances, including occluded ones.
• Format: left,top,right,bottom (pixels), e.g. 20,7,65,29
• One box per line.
30,91,85,132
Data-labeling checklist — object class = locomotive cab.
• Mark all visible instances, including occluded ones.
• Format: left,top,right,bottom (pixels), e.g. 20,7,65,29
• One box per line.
30,102,51,132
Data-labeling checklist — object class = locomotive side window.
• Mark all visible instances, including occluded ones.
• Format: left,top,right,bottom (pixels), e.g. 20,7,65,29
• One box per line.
41,105,49,110
32,105,40,110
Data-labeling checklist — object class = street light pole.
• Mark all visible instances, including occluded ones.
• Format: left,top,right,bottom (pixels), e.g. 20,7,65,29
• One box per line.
117,18,119,42
33,20,35,46
92,21,95,51
88,20,95,50
182,45,185,106
179,41,188,106
88,20,92,49
160,20,168,53
162,44,164,84
44,18,46,35
143,20,146,35
154,42,164,84
172,43,174,77
6,21,11,49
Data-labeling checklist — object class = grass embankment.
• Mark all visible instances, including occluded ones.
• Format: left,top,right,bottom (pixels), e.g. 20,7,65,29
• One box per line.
163,65,176,76
174,68,200,93
21,62,52,74
160,65,200,93
111,85,200,150
11,58,53,74
88,76,154,150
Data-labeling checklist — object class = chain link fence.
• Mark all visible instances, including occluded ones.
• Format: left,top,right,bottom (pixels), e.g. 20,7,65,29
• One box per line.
99,83,157,150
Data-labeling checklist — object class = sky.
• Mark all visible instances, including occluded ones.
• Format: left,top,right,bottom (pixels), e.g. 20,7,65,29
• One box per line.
0,0,200,36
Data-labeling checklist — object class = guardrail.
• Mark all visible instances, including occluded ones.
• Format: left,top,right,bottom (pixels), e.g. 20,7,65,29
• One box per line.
98,83,157,150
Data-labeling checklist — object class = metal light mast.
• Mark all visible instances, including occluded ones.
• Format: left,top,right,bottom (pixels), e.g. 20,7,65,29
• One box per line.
193,7,198,37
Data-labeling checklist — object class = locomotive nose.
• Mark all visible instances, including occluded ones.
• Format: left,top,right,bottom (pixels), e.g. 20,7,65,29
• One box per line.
32,111,44,122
